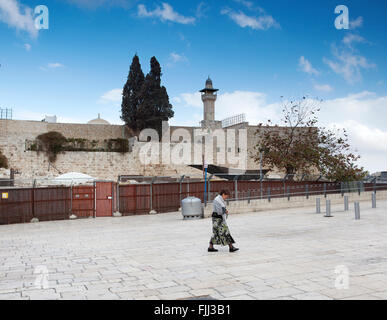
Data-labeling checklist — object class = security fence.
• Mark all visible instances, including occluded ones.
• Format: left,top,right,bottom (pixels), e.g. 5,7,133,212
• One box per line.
1,177,387,225
0,186,70,225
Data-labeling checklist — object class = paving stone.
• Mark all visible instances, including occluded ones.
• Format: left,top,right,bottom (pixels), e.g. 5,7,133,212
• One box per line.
1,199,387,300
0,292,22,300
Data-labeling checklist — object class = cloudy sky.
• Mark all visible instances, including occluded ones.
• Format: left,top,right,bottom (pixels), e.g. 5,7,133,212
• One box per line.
0,0,387,173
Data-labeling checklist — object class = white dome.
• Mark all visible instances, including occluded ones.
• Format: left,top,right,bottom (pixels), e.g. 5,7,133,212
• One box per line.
87,113,110,125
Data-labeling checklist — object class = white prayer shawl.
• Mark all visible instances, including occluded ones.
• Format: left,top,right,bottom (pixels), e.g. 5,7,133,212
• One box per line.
213,194,227,224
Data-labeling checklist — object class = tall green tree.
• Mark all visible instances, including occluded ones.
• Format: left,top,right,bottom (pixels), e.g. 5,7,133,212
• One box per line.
137,56,174,137
121,55,174,137
121,54,145,134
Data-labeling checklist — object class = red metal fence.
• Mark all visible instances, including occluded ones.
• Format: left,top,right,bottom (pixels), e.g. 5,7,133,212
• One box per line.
0,187,70,225
118,181,387,215
2,181,387,224
71,185,94,218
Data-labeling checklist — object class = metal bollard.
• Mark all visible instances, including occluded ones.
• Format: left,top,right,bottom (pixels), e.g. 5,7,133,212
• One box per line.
316,198,321,214
354,202,360,220
324,199,333,217
344,195,349,211
372,192,376,209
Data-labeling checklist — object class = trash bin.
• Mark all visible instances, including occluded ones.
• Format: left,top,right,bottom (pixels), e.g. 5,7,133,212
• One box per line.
181,197,203,220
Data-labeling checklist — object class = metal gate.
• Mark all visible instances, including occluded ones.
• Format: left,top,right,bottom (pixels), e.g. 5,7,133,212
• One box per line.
95,182,113,217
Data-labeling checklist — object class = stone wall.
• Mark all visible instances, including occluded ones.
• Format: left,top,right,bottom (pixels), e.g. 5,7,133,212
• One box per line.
0,119,280,181
0,120,203,180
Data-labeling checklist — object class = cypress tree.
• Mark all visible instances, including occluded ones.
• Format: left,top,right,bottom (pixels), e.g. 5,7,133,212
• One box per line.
137,56,174,137
121,54,145,134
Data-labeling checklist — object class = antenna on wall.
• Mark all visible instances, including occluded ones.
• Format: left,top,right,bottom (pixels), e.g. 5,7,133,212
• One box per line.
0,108,12,120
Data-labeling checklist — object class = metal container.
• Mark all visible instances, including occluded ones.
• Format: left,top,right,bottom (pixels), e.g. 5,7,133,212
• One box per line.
181,197,203,220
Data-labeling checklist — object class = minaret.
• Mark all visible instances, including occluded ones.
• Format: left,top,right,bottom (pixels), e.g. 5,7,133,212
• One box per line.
200,77,220,128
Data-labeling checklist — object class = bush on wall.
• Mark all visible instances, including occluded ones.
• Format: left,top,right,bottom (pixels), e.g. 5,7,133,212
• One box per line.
106,138,129,154
36,131,67,163
27,133,130,157
0,150,8,169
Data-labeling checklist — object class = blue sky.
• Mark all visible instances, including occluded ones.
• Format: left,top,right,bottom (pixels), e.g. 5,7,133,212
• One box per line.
1,0,387,172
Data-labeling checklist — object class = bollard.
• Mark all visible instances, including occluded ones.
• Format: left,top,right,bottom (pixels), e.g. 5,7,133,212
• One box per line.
354,202,360,220
344,195,349,211
306,184,309,200
248,190,251,204
323,183,327,198
316,198,321,214
268,187,271,202
372,192,376,209
324,199,333,217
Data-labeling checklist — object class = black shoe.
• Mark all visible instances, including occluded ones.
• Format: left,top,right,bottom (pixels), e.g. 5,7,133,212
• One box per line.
229,247,239,253
208,247,218,252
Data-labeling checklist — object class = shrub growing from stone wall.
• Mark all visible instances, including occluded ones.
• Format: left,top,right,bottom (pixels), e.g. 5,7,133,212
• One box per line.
0,150,8,169
36,131,67,163
27,133,130,159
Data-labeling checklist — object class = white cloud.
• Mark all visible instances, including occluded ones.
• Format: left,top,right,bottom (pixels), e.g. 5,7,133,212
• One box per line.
174,90,279,125
66,0,133,9
0,0,38,38
172,90,387,172
170,53,187,63
47,62,65,69
329,120,387,153
232,0,265,13
314,84,333,92
299,56,319,76
39,62,65,71
195,2,209,19
320,91,385,117
100,88,122,103
324,46,375,84
233,0,254,10
24,43,31,51
342,33,366,48
350,16,363,29
221,8,280,30
138,3,195,24
178,92,202,108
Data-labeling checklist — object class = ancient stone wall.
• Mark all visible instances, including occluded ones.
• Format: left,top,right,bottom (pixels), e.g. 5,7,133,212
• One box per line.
0,119,272,181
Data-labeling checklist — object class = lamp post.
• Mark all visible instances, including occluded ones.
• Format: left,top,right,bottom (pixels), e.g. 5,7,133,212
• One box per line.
204,161,208,207
259,150,263,199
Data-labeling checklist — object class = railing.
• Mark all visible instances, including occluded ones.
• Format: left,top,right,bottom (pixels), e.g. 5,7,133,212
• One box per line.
2,177,387,224
118,179,387,215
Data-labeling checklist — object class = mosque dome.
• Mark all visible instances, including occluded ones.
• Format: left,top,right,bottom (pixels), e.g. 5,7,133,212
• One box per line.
87,114,110,125
205,77,213,89
200,76,218,93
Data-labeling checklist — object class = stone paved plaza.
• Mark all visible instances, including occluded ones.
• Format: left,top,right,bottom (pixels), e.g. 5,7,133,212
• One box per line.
1,199,387,300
